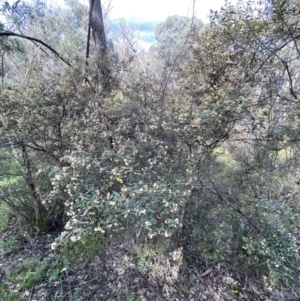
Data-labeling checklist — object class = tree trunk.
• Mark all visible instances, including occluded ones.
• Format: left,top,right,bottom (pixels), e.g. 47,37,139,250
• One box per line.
89,0,107,55
87,0,111,92
20,140,45,224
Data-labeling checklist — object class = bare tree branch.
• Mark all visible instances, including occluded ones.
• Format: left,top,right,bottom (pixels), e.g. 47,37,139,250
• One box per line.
0,31,71,66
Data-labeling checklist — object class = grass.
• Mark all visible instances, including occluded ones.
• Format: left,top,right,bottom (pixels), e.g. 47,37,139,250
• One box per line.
116,292,140,301
7,257,49,289
0,233,27,256
0,284,20,301
0,150,23,230
0,184,16,231
214,146,238,170
0,203,11,231
0,230,107,300
61,231,106,267
276,146,295,162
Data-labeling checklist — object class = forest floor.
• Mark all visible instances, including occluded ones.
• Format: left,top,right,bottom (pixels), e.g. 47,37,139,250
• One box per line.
0,218,299,301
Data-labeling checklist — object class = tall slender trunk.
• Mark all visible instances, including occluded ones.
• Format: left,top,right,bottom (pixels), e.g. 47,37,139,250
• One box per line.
87,0,111,92
89,0,107,55
20,140,45,223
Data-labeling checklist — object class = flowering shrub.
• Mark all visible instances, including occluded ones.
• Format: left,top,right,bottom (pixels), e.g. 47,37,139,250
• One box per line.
51,145,191,243
241,224,300,286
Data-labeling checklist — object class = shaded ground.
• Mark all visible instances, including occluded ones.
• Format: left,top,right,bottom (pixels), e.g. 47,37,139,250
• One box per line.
0,219,299,301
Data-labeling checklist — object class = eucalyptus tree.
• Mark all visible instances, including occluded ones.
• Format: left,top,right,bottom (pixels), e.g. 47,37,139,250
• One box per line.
154,15,203,67
149,15,204,103
88,0,107,54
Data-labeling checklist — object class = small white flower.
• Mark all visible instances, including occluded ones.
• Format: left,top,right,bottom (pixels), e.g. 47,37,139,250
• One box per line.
139,209,146,215
164,231,171,238
70,235,78,242
51,242,58,250
94,227,105,233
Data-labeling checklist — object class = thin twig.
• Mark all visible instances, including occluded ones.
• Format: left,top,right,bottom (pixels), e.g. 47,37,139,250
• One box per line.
205,185,260,233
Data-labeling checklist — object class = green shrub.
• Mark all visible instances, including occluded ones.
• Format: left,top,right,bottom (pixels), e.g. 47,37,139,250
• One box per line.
7,257,48,289
0,283,20,301
0,233,27,256
240,221,300,286
61,230,106,266
116,292,139,301
0,202,11,231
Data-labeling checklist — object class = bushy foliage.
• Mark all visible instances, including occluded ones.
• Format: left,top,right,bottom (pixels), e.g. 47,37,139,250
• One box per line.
1,0,300,294
46,60,191,242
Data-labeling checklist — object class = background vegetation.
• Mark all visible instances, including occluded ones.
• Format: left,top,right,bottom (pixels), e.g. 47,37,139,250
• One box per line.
0,0,300,299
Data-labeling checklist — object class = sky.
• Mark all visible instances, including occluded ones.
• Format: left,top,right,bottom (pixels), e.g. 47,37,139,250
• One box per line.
108,0,227,23
80,0,234,48
2,0,234,48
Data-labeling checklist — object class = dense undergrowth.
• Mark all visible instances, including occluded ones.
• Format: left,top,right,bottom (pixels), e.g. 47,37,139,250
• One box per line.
1,0,300,299
1,144,300,300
